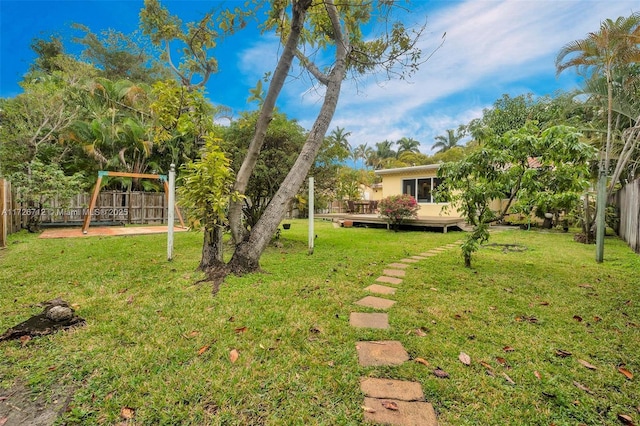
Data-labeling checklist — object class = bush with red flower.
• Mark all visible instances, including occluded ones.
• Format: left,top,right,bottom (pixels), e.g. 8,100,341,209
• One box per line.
378,194,419,231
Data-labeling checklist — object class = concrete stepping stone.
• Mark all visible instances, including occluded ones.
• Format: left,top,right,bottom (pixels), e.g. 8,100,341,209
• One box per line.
410,255,427,260
360,377,424,401
419,252,437,257
355,296,396,310
388,262,409,269
350,313,389,329
376,276,403,285
363,397,439,426
399,258,419,263
356,341,409,366
364,284,397,295
383,269,406,277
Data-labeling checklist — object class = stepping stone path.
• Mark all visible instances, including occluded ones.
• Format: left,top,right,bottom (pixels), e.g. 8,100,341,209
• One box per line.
348,239,464,425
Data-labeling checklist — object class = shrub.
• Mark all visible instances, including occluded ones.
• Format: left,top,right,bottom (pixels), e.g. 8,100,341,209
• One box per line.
378,194,419,231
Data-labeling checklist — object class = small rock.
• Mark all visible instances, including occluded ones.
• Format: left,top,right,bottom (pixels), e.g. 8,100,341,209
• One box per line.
45,306,74,322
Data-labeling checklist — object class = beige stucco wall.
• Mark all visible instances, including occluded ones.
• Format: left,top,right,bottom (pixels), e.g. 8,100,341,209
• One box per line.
378,166,462,218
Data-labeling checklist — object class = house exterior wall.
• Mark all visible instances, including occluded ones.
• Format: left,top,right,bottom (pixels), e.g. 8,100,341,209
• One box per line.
377,166,461,218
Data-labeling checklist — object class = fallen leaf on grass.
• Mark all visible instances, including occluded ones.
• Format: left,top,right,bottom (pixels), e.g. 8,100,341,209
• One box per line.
414,328,428,337
496,357,508,367
573,315,583,322
594,316,602,322
234,326,248,334
117,288,128,294
578,359,597,370
503,373,515,385
579,283,593,288
503,346,515,352
618,367,634,380
480,361,493,370
20,335,31,347
459,352,471,366
120,407,135,420
618,414,635,425
126,295,134,304
197,345,210,356
534,371,541,380
573,381,593,394
540,301,550,306
434,368,449,378
555,349,572,357
229,349,239,363
362,406,376,413
381,401,399,411
414,357,430,366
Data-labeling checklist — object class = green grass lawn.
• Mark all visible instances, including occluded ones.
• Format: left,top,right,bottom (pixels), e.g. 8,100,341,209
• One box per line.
1,221,639,425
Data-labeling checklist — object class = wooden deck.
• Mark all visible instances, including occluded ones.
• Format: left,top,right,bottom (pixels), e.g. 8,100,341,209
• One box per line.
315,213,465,233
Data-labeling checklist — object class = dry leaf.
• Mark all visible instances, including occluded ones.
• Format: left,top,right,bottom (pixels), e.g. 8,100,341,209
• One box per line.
496,356,508,366
594,316,602,322
618,367,634,380
503,373,515,385
362,406,376,413
20,335,31,347
555,349,572,357
126,295,134,304
617,414,635,425
574,381,594,394
234,326,248,334
229,349,239,363
578,359,597,370
197,345,210,356
573,315,583,322
459,352,471,366
480,361,493,370
120,407,135,419
414,357,430,366
503,346,515,352
381,401,399,411
540,301,549,306
485,369,495,377
434,368,450,378
534,371,541,380
117,288,128,294
188,331,199,338
414,328,427,337
579,284,593,288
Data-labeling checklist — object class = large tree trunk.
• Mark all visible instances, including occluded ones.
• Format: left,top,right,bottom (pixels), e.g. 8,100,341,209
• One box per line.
228,0,313,244
228,36,349,273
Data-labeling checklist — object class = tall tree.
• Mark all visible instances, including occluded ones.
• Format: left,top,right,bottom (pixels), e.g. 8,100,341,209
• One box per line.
432,129,464,153
226,0,426,275
556,12,640,262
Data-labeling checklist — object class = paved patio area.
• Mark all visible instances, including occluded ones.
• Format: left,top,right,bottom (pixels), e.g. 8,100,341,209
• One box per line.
39,225,188,239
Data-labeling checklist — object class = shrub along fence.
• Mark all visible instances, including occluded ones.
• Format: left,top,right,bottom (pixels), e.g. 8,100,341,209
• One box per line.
613,177,640,254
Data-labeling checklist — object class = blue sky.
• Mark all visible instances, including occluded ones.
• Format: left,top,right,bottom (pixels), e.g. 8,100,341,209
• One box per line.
1,0,638,153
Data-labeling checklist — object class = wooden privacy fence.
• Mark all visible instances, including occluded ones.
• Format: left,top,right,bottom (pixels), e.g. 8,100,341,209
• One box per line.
613,177,640,254
1,179,22,247
0,186,184,242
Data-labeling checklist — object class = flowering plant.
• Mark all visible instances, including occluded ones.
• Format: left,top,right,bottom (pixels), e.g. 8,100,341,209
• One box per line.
378,194,419,231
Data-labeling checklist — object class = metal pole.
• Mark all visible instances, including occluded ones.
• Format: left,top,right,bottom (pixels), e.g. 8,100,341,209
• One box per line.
167,163,176,261
595,172,606,263
308,177,314,255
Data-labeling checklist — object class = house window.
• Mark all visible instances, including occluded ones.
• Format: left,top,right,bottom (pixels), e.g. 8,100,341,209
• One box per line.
402,177,442,203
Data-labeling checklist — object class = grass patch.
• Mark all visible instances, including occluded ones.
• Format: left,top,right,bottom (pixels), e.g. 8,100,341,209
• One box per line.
1,221,639,425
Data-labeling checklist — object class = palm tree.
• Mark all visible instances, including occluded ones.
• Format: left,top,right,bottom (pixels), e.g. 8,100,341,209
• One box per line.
329,126,351,151
353,143,369,169
432,129,464,153
556,12,640,262
395,137,420,156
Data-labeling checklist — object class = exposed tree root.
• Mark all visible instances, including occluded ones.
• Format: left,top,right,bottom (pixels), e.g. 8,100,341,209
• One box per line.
483,243,528,253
